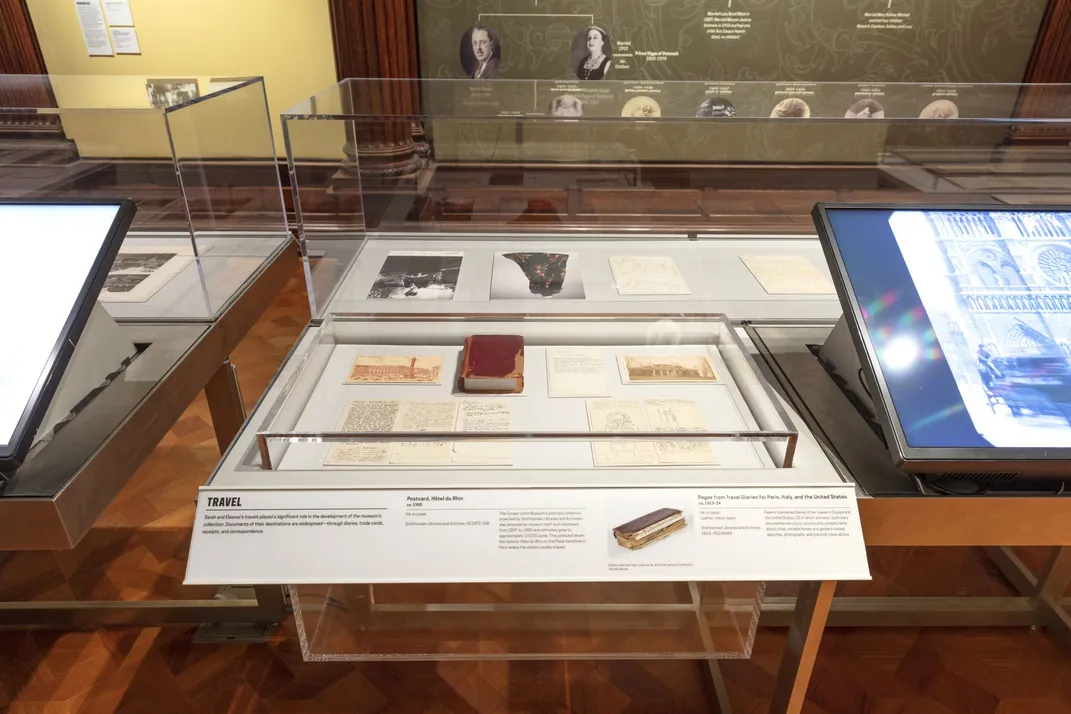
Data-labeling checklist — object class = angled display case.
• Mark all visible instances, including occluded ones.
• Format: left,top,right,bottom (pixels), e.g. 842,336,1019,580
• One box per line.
0,74,291,321
281,79,1071,320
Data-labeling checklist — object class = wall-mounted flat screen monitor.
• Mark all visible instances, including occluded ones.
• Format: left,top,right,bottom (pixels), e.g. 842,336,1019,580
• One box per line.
0,200,136,474
814,203,1071,479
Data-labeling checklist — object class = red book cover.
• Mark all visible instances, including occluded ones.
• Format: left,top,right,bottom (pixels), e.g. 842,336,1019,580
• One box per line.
460,335,524,393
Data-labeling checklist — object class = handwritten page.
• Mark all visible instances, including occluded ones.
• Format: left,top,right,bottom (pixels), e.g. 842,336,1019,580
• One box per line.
645,399,716,465
740,255,835,295
452,400,512,465
609,256,690,295
389,401,459,465
325,400,400,466
587,400,658,467
546,348,611,397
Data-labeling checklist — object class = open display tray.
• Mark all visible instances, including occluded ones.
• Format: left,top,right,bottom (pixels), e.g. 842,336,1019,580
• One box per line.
101,233,291,321
307,235,842,322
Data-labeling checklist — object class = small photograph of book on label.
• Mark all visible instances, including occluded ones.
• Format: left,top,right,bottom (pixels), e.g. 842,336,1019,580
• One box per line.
612,507,688,551
367,251,463,300
617,355,719,384
345,355,444,384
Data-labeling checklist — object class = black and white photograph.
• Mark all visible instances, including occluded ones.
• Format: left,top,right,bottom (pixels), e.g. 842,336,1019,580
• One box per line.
697,97,736,118
367,251,464,300
889,210,1071,447
920,99,959,119
99,246,195,303
572,26,612,80
547,94,584,117
145,79,200,109
845,98,885,118
490,251,585,300
621,96,661,118
460,25,501,79
770,97,811,118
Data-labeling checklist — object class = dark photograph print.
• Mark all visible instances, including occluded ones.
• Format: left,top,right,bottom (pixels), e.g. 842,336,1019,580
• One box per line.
573,26,612,80
103,273,150,294
845,98,885,119
491,251,585,299
109,253,177,275
548,94,584,117
145,79,199,109
920,99,959,119
367,251,463,300
460,25,501,80
697,97,736,118
770,97,810,118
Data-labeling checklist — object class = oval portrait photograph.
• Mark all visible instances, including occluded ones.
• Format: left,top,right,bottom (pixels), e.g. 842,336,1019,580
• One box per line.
845,98,885,119
920,99,959,119
547,95,584,117
697,97,737,118
460,24,502,80
572,26,612,80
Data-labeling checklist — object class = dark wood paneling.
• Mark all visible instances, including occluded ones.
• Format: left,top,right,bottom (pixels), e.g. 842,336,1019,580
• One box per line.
1012,0,1071,142
0,0,45,74
0,1,62,136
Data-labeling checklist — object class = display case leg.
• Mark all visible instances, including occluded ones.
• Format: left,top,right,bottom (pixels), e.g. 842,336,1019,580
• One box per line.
205,358,246,453
1031,547,1071,652
768,580,836,714
193,584,288,643
983,546,1040,595
688,582,733,713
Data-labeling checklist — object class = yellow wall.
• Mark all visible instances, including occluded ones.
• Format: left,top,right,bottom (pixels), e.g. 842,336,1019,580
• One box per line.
26,0,338,158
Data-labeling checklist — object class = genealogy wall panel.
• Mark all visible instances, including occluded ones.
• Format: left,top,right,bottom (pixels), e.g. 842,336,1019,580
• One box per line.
419,0,1045,84
416,0,1048,162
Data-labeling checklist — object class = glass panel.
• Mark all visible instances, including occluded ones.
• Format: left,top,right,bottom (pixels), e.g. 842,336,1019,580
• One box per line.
0,75,290,321
292,580,764,660
283,79,1071,317
238,314,796,476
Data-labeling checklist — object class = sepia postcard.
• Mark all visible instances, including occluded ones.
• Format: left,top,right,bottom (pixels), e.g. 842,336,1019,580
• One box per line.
345,355,444,384
617,355,719,384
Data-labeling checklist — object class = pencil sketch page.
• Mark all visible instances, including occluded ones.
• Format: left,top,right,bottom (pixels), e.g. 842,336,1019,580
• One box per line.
389,400,459,465
609,256,690,295
645,399,716,465
740,255,835,295
587,400,658,467
345,355,444,384
546,347,610,397
452,400,512,465
618,355,719,384
325,400,401,466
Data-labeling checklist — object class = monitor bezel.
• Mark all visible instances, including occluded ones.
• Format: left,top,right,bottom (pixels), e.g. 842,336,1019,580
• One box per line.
814,201,1071,477
0,198,137,474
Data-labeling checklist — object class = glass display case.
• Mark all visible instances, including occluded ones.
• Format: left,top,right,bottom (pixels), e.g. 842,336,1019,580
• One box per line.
0,74,291,321
281,79,1071,317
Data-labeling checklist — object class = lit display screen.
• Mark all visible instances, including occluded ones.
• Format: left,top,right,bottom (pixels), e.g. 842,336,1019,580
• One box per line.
0,203,122,450
827,208,1071,449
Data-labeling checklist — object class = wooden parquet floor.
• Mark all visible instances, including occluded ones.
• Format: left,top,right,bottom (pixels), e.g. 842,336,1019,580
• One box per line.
2,262,1071,713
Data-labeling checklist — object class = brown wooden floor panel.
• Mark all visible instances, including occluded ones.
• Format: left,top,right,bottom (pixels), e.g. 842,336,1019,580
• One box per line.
2,259,1071,713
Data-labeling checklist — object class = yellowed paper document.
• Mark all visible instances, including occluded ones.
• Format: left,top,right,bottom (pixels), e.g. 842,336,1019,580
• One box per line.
587,400,658,467
547,348,611,397
452,400,512,465
325,400,400,466
740,255,835,295
389,401,459,465
609,256,690,295
644,399,716,465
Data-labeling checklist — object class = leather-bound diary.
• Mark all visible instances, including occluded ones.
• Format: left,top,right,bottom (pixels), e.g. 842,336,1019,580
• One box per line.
612,508,687,550
459,335,524,394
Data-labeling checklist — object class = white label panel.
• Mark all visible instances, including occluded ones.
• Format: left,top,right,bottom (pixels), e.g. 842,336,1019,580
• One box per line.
185,486,869,584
